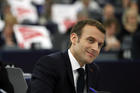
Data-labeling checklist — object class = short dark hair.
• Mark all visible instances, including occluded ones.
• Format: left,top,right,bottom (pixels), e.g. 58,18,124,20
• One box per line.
69,19,105,47
71,19,105,37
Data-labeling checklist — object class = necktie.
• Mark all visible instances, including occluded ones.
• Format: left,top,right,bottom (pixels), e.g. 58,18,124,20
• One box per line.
77,68,85,93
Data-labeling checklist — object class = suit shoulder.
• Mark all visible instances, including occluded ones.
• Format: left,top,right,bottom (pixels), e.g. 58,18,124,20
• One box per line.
36,51,65,66
88,63,100,72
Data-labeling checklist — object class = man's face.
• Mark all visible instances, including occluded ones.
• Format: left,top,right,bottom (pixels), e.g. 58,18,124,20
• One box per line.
70,25,105,66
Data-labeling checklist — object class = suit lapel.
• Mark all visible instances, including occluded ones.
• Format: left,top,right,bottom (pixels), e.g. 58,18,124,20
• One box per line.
63,51,76,93
86,64,95,92
86,65,90,92
86,64,99,92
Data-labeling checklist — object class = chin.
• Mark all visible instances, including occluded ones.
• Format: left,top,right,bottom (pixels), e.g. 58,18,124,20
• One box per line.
86,61,94,65
84,56,96,64
86,59,94,64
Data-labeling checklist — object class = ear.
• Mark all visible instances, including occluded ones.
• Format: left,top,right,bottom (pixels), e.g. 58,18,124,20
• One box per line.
70,33,78,45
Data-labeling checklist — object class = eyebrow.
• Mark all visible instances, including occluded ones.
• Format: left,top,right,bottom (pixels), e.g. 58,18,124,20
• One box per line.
87,36,104,44
87,36,95,40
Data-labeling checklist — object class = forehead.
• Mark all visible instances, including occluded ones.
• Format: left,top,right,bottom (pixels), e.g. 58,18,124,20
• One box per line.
81,25,105,42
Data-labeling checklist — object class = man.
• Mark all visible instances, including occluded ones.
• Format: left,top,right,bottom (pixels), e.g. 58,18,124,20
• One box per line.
28,19,105,93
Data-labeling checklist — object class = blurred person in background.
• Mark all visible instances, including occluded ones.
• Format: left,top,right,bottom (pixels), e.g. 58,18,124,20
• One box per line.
117,0,139,24
38,0,54,24
130,1,138,11
74,0,102,21
0,0,8,19
103,18,121,51
37,0,59,35
3,4,18,47
116,7,140,59
117,7,140,43
131,30,140,59
122,0,131,10
121,0,139,13
138,0,140,14
0,61,14,93
102,3,116,23
0,0,8,48
75,0,102,12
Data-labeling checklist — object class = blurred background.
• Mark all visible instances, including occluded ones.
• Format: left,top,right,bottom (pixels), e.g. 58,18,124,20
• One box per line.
0,0,140,93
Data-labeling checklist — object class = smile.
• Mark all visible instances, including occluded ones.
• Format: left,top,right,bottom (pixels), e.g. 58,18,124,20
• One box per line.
87,51,95,57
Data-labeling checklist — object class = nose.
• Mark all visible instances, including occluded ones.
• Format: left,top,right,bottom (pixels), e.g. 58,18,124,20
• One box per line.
91,42,99,52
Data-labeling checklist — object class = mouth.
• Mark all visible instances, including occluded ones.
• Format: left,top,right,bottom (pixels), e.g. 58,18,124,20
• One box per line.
87,51,95,58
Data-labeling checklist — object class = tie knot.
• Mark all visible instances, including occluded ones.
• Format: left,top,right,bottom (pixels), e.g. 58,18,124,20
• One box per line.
77,68,85,76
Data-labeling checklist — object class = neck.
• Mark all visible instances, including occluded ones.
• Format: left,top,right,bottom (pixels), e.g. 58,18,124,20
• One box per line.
69,48,85,67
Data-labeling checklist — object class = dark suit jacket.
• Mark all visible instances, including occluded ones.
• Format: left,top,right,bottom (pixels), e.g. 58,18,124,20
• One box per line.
28,51,100,93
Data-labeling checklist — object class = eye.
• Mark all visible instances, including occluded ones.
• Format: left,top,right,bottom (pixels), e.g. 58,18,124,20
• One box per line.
98,43,103,48
87,38,95,43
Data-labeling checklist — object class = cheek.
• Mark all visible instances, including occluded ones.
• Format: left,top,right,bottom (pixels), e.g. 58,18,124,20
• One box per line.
81,43,89,51
78,44,85,52
77,44,87,56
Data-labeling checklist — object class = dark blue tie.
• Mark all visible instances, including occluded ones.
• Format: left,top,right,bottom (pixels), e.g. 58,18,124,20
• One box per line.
77,68,85,93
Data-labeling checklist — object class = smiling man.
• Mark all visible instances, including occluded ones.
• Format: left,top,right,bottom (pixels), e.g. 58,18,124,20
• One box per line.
28,19,105,93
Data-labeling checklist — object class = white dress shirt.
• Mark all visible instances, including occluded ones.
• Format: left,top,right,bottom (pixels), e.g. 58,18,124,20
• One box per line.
68,49,86,92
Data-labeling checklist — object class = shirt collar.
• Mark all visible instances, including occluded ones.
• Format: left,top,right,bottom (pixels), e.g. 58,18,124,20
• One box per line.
68,49,85,71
